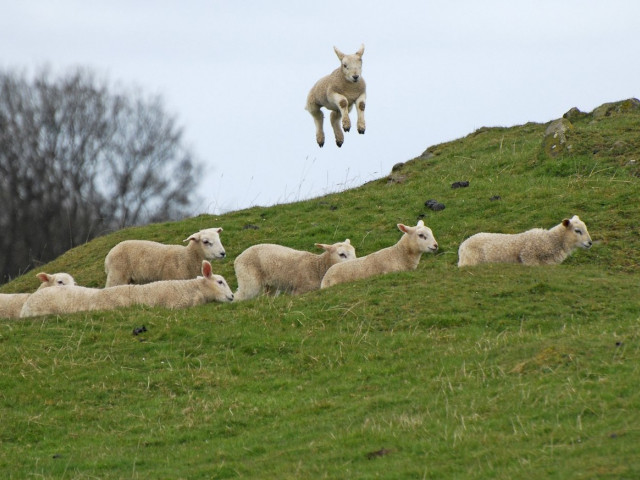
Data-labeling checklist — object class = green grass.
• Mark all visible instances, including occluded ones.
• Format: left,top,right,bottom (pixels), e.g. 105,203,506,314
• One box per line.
1,100,639,479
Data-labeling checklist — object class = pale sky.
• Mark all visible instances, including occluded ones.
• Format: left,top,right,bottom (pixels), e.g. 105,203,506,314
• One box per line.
2,1,638,214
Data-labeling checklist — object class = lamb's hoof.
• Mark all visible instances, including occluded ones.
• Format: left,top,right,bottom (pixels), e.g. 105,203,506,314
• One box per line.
318,141,324,148
343,126,351,133
358,128,365,135
336,140,343,147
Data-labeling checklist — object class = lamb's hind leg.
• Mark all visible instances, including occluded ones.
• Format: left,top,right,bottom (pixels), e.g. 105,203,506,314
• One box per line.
330,110,345,147
356,92,366,134
306,103,325,147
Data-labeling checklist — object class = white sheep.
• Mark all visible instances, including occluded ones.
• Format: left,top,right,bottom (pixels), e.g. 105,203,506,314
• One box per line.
104,227,225,287
234,239,356,301
0,272,76,319
21,261,233,317
306,44,366,147
457,215,593,267
320,221,439,288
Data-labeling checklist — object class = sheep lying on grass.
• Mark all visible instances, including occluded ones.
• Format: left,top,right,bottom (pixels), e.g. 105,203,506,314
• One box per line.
105,227,226,287
306,44,366,147
234,240,356,301
321,221,438,288
21,261,233,317
457,215,593,267
0,272,75,319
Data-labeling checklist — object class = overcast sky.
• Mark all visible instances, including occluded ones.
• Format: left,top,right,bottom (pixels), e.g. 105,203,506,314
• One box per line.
2,1,638,214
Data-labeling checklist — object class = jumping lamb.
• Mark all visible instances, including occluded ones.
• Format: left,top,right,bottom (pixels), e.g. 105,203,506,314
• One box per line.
306,44,366,147
321,221,438,288
234,239,356,301
457,215,593,267
0,272,76,319
21,261,233,317
105,227,226,287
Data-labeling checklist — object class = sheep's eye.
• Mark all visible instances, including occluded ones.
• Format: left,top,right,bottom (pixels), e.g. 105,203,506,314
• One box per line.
419,234,426,240
343,63,347,68
339,253,347,258
574,229,582,235
203,240,210,245
217,280,225,286
56,280,64,285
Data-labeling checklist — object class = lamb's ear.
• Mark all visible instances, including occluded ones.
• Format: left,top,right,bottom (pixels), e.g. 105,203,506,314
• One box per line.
184,233,199,243
36,272,50,283
344,238,351,244
216,227,223,233
562,218,571,228
334,46,345,60
417,220,425,227
315,243,330,251
398,224,410,233
356,44,364,57
202,260,212,278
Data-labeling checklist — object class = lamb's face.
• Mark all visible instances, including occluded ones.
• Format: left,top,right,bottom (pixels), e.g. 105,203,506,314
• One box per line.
331,240,357,264
565,215,593,249
189,227,226,259
414,225,439,253
210,274,234,302
334,46,364,83
36,272,76,290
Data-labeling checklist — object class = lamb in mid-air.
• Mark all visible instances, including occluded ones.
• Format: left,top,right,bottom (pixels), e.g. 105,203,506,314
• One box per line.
306,44,366,148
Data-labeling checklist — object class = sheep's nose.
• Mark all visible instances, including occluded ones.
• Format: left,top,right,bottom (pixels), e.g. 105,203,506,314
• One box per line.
352,75,359,81
433,243,439,250
220,251,226,258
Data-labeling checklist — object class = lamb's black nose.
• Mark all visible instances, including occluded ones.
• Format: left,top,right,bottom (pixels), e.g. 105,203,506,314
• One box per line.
352,75,359,81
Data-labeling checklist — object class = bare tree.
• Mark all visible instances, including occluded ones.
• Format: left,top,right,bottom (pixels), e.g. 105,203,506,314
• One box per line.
0,68,202,283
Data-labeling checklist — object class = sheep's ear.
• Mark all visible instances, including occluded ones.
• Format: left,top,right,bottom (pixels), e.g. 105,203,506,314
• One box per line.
344,238,351,244
202,260,212,278
398,224,410,233
184,234,198,243
417,220,425,227
216,227,223,233
562,218,571,228
356,44,364,57
334,46,345,60
36,272,50,283
315,243,330,251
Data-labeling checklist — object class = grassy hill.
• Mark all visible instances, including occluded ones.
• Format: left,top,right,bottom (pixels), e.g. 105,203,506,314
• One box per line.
1,99,639,479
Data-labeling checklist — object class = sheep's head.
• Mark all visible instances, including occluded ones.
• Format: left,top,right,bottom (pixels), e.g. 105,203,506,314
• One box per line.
36,272,76,289
316,239,357,265
200,261,234,302
562,215,593,249
334,44,364,83
185,227,226,259
398,220,439,253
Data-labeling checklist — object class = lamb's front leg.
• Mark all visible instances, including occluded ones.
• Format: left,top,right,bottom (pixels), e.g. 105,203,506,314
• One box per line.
356,92,366,134
329,92,351,133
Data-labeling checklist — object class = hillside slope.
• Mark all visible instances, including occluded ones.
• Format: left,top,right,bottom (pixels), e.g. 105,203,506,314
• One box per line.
1,99,638,479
